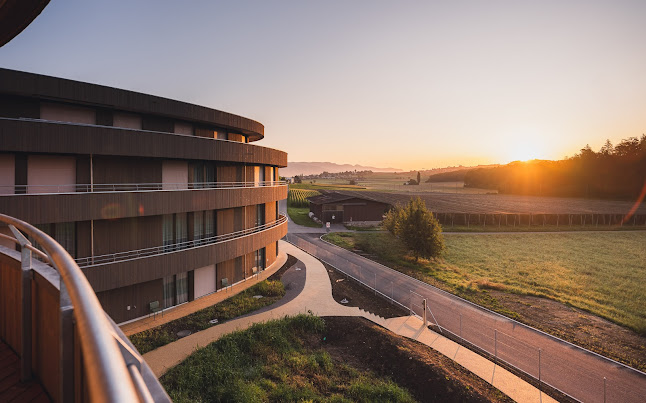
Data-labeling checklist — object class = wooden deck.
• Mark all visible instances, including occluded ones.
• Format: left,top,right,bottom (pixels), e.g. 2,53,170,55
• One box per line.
0,340,50,402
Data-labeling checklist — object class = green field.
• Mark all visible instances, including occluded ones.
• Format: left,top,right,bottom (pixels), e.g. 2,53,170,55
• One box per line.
323,231,646,334
287,206,322,228
161,315,414,402
294,178,495,194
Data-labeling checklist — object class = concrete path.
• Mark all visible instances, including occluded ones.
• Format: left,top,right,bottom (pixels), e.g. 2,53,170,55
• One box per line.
142,241,554,403
288,233,646,403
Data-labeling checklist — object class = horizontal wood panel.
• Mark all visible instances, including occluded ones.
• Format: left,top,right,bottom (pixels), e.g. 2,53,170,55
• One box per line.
0,68,264,140
0,185,287,224
0,119,287,166
83,219,287,292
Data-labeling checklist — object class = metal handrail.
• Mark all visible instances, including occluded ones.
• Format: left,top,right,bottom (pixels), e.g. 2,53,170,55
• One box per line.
0,180,287,195
75,215,288,267
0,213,146,402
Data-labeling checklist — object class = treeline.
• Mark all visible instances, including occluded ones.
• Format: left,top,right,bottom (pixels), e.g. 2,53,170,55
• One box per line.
464,135,646,199
426,169,468,183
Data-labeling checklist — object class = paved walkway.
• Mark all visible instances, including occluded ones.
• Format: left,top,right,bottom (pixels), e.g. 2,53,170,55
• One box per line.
142,241,554,403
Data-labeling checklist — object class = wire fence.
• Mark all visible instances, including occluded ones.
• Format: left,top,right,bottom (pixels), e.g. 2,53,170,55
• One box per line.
285,234,646,403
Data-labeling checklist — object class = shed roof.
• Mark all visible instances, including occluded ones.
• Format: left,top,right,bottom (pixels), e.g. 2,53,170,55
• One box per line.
307,191,392,206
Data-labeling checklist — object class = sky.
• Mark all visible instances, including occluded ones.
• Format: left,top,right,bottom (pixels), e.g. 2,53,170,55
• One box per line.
1,1,645,170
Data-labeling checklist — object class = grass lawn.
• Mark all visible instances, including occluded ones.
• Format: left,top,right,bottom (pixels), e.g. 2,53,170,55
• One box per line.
161,315,415,403
287,206,322,228
129,280,285,354
323,231,646,334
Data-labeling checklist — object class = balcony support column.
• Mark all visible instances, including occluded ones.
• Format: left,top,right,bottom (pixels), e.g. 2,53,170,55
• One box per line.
60,282,75,403
9,225,33,382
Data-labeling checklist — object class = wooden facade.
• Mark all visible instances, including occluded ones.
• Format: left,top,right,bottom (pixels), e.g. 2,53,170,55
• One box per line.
0,68,288,324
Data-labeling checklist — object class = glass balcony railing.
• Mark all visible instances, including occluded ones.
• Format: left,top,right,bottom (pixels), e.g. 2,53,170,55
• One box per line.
75,215,288,268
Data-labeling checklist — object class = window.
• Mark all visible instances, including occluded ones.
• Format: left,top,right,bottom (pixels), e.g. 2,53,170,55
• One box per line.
30,222,76,259
55,222,76,259
191,163,204,188
194,212,204,244
254,248,266,271
259,166,265,184
253,166,260,186
176,272,188,305
163,275,175,308
176,213,187,248
163,214,174,252
256,204,265,228
205,210,215,238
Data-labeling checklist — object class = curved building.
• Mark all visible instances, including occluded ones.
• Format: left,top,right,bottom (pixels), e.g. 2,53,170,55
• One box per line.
0,68,288,323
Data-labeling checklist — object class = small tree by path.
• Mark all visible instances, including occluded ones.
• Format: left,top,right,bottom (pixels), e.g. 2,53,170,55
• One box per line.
384,197,445,261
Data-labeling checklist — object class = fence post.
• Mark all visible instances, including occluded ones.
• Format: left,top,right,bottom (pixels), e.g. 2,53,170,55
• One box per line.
422,299,427,327
494,329,497,365
538,348,542,398
604,377,606,403
459,314,462,343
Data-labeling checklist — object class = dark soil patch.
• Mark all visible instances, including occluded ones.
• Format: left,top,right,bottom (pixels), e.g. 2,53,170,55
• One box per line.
318,316,513,403
268,254,298,281
490,291,646,372
324,262,408,319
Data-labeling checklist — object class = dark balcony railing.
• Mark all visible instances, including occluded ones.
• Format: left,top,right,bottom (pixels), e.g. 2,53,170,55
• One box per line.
0,213,170,402
0,180,287,195
75,215,288,268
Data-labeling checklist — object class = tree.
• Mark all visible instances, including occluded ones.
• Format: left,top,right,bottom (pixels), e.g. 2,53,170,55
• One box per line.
293,175,302,184
417,171,421,185
384,198,445,261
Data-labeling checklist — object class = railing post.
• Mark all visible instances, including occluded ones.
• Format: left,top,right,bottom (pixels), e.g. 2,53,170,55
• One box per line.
60,281,75,403
494,329,498,365
422,299,427,327
9,225,33,382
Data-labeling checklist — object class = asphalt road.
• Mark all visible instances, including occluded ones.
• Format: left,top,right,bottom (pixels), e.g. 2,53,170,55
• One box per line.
286,232,646,403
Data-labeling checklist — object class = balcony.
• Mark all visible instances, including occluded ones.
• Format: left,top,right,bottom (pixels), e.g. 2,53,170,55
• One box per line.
81,215,289,292
0,213,170,402
0,118,287,166
0,181,288,224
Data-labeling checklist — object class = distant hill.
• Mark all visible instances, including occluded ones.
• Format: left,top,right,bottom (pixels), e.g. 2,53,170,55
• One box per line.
282,162,403,177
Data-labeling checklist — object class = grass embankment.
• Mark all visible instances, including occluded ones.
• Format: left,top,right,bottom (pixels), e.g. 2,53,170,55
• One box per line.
444,224,646,233
161,315,415,403
323,231,646,334
287,206,322,228
130,280,285,354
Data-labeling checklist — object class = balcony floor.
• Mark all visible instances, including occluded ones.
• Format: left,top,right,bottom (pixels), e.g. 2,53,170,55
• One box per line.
0,340,50,402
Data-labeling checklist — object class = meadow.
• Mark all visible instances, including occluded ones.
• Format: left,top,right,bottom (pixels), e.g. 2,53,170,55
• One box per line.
323,231,646,334
161,315,415,402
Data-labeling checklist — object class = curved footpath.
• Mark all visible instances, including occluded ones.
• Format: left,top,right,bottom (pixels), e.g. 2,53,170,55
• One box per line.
142,240,554,403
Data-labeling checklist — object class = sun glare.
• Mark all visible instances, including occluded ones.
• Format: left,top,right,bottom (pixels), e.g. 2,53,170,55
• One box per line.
503,128,549,162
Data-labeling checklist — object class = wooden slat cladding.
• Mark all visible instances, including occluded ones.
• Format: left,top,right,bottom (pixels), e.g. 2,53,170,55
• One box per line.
93,216,162,256
96,278,162,324
0,185,287,224
0,119,287,166
83,219,287,292
0,68,264,140
0,252,21,352
93,156,162,184
0,250,61,401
